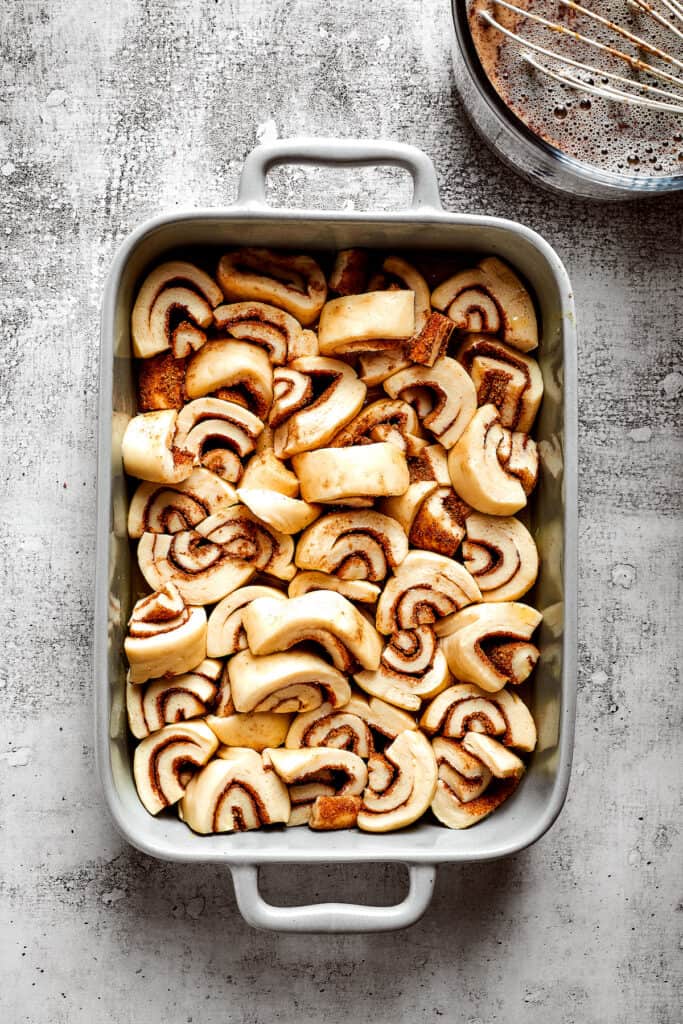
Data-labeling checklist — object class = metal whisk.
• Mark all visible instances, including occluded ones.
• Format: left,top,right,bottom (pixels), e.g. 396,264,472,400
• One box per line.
478,0,683,114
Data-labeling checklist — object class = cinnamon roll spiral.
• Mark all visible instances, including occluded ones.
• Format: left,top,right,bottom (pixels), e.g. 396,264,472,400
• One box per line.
216,248,327,326
357,730,438,832
271,357,367,458
229,649,352,714
462,513,539,602
124,583,207,684
438,602,542,692
375,550,481,635
447,404,538,516
175,397,264,483
213,301,303,365
133,720,218,815
295,510,409,582
131,261,223,360
126,658,222,739
420,683,537,752
430,734,522,829
354,625,451,712
431,257,538,353
285,696,376,758
137,528,256,606
456,335,543,432
329,398,427,456
180,747,291,833
383,357,477,449
128,468,238,539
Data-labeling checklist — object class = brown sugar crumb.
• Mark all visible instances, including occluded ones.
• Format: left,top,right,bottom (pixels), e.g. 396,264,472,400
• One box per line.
137,352,187,411
309,794,362,830
408,311,455,366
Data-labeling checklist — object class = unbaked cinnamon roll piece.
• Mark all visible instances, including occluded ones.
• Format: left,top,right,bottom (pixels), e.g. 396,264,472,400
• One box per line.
124,583,207,684
456,335,543,432
420,683,537,752
239,442,300,498
382,481,470,559
185,339,273,419
180,747,291,833
383,357,477,449
329,398,427,456
288,571,381,604
328,249,369,295
318,291,415,356
292,443,410,504
285,697,375,757
217,249,327,326
438,602,542,692
431,736,492,804
121,409,193,484
375,550,481,635
447,404,538,515
430,734,522,829
242,591,383,672
408,312,456,367
137,528,255,606
309,795,363,831
206,584,287,658
407,442,450,485
431,257,538,353
131,261,223,360
133,720,218,815
462,513,539,602
174,397,263,483
236,488,321,535
357,730,438,832
295,510,408,582
354,625,451,712
128,468,238,539
126,658,222,739
195,506,295,581
381,256,431,334
265,746,367,829
229,649,352,714
461,732,526,779
271,357,366,458
204,712,291,751
137,351,187,411
213,301,303,365
358,349,411,386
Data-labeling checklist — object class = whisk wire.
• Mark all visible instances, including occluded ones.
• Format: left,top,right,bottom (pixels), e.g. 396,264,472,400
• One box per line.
483,0,683,110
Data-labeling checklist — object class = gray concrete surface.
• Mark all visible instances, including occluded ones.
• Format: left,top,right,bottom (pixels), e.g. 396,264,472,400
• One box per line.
1,1,681,1021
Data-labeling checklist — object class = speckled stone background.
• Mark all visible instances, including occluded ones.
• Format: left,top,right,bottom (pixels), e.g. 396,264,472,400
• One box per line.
1,1,681,1021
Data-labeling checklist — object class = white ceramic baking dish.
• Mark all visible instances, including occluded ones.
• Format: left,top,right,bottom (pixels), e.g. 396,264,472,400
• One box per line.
95,138,578,932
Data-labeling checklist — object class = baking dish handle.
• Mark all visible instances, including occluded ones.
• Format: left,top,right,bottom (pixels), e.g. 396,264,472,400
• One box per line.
236,138,443,211
231,862,436,933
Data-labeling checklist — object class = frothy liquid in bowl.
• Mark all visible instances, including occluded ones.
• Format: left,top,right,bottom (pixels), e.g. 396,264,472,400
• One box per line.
468,0,683,177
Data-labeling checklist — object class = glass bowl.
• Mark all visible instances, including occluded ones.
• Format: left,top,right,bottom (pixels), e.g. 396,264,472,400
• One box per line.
450,1,683,200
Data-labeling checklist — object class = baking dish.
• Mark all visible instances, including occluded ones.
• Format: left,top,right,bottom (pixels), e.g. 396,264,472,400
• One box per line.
95,138,578,932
